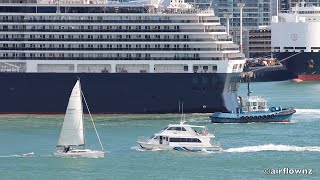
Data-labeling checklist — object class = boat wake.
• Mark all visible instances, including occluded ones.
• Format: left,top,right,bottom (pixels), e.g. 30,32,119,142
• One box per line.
295,109,320,115
0,152,35,158
223,144,320,153
131,146,146,152
198,149,219,154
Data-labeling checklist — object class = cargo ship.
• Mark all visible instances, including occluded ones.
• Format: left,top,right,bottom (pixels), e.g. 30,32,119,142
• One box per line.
272,3,320,82
0,0,245,114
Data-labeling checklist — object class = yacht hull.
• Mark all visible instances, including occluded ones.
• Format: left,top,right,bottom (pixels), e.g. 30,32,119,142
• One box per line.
138,142,221,152
138,142,172,150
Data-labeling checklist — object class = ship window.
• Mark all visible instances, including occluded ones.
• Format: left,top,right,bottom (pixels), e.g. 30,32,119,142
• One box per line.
170,138,178,142
184,66,188,71
193,66,198,73
295,47,306,49
193,138,201,143
169,138,200,143
170,138,186,142
168,127,180,131
167,127,186,131
233,64,238,70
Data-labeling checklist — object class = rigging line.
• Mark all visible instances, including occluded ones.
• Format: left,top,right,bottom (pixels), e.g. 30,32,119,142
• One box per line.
81,88,104,151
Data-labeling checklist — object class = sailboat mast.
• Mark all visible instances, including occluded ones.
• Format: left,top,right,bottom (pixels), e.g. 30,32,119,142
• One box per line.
81,89,105,152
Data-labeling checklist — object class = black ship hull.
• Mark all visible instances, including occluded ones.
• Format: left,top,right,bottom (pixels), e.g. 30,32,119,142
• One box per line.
0,73,241,114
277,52,320,81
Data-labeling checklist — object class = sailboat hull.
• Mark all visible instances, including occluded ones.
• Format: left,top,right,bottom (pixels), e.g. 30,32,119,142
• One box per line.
53,149,104,158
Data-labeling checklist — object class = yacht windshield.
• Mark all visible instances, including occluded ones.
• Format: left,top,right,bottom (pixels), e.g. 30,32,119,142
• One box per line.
167,127,186,131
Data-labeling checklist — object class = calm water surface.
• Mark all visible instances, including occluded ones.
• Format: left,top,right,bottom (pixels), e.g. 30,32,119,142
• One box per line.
0,81,319,179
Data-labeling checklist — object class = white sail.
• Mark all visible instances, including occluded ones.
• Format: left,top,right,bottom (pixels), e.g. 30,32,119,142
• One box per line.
57,80,84,147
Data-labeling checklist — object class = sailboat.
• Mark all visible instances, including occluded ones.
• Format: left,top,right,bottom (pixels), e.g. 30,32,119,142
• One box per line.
53,80,104,158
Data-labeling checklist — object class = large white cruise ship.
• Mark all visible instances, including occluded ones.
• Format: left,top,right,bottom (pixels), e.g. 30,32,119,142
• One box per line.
0,0,246,114
272,3,320,81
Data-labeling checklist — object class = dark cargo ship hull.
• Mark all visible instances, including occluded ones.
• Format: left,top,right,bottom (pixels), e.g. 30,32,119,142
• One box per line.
242,66,295,82
277,52,320,81
0,73,241,114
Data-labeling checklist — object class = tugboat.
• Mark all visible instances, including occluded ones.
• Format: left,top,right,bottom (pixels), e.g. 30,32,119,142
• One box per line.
210,77,296,123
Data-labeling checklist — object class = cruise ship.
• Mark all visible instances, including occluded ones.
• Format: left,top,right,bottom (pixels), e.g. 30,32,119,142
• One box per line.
272,3,320,81
0,0,245,114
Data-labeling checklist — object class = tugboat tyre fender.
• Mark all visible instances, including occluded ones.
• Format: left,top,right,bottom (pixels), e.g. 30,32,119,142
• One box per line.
263,115,267,119
267,115,271,118
271,114,275,118
258,116,262,119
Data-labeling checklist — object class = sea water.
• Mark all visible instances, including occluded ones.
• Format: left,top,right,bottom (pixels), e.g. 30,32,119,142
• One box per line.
0,81,319,179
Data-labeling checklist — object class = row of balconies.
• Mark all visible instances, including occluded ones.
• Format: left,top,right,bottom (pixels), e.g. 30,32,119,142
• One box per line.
0,47,239,51
0,38,232,42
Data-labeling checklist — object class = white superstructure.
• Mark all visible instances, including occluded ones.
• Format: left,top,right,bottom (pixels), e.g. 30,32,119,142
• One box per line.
0,0,245,74
272,4,320,53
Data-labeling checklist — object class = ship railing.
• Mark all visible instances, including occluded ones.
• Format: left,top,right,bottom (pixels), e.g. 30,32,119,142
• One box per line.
248,96,264,100
158,8,213,15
